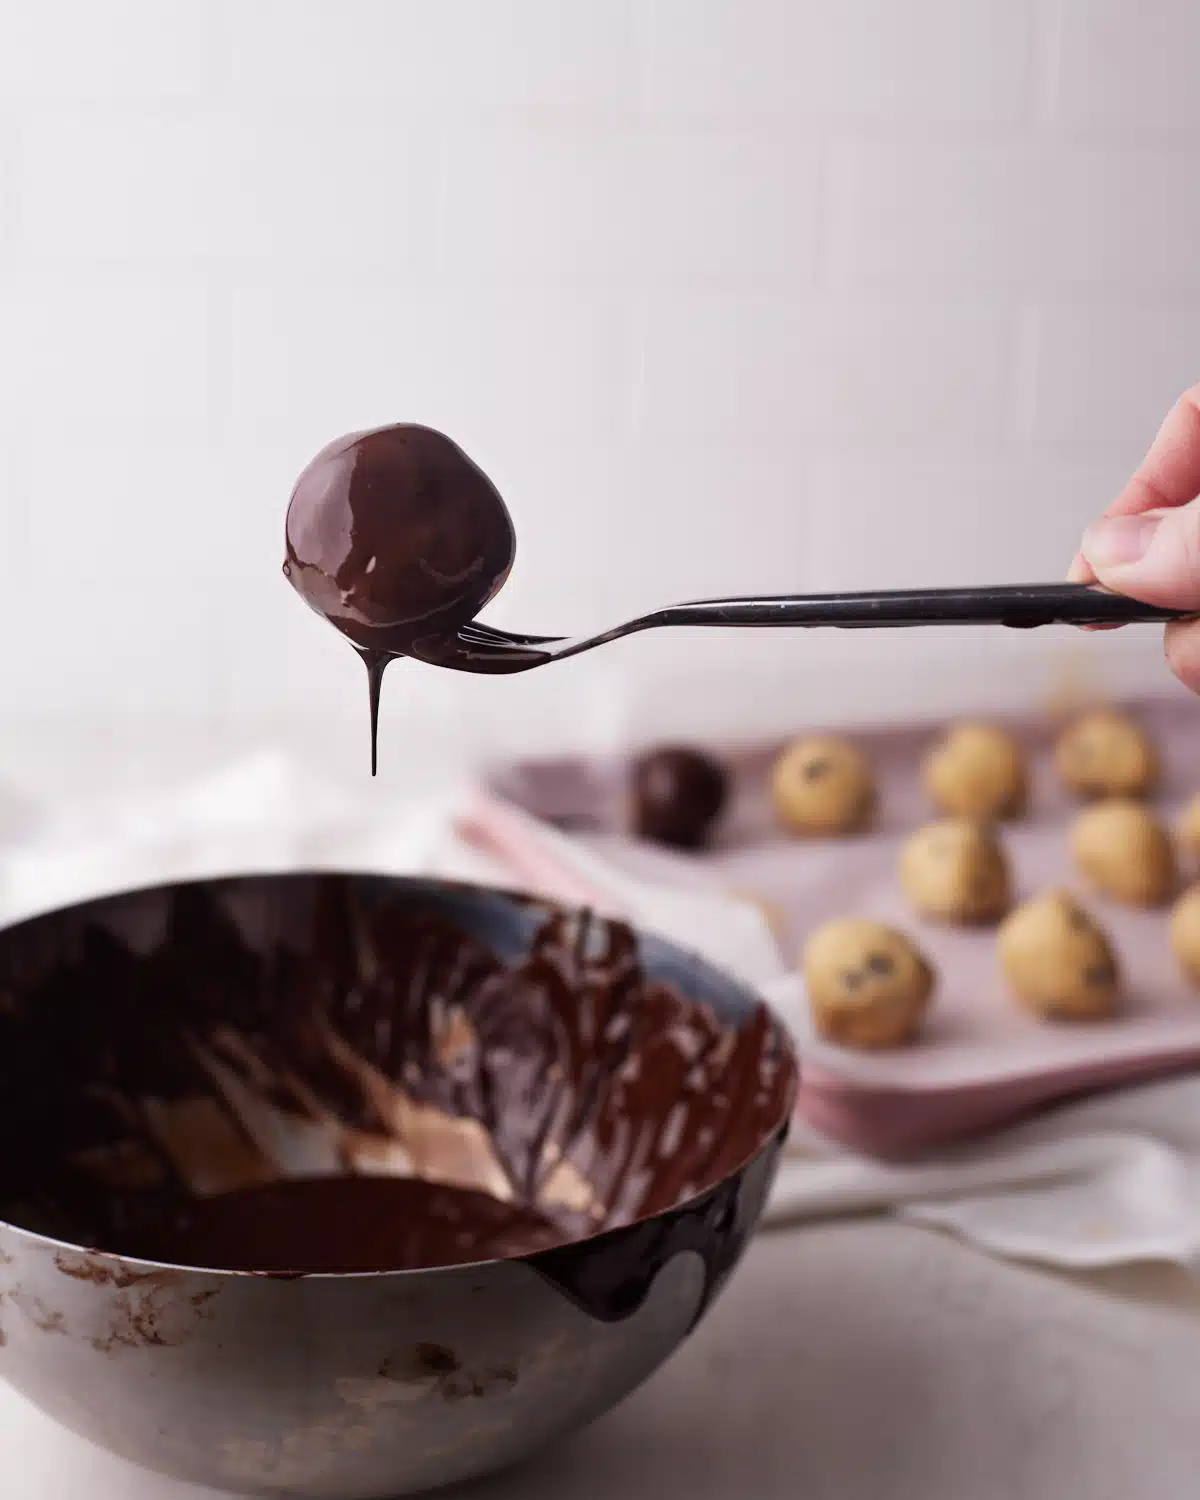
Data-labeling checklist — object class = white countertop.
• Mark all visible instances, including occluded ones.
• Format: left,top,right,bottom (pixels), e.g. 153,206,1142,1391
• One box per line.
5,1220,1199,1500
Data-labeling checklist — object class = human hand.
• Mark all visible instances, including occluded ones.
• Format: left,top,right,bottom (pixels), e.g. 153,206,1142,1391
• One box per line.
1072,385,1200,691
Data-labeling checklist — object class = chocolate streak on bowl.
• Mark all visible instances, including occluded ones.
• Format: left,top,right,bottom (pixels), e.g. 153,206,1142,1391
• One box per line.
529,1171,752,1331
0,875,792,1300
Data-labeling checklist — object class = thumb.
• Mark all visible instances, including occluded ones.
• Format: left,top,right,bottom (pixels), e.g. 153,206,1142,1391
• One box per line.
1081,499,1200,612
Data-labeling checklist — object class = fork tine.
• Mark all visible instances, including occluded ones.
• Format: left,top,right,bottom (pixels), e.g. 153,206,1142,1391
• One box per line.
456,622,565,648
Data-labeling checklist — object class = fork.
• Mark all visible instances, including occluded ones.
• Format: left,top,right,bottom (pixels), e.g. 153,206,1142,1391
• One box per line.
407,582,1185,675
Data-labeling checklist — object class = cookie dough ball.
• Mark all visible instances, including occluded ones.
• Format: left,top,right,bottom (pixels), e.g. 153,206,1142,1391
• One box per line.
803,918,934,1048
900,817,1012,924
1170,885,1200,986
1178,794,1200,862
998,891,1120,1020
1055,709,1159,800
631,745,728,849
1071,798,1175,907
923,722,1028,822
772,736,875,836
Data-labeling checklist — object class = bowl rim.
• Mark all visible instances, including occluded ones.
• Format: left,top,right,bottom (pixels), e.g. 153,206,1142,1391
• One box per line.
0,867,799,1281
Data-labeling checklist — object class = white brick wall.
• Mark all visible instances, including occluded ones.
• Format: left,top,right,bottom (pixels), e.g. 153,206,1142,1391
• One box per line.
0,1,216,102
1054,0,1200,131
831,138,1200,289
23,111,434,268
646,0,1034,123
638,295,1014,442
227,0,642,113
0,0,1194,792
1029,305,1200,445
440,127,822,283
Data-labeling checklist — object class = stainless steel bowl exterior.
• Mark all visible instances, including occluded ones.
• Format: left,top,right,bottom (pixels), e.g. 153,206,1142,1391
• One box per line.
0,875,794,1499
0,1143,783,1498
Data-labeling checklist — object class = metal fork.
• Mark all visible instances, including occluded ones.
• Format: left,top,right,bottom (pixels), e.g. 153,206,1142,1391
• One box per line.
409,583,1185,675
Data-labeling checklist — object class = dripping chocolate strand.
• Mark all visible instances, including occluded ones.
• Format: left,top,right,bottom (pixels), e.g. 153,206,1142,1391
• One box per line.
358,649,391,778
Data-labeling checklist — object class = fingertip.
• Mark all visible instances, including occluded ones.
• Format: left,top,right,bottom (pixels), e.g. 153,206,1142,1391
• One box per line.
1165,619,1200,694
1067,550,1121,628
1067,552,1094,584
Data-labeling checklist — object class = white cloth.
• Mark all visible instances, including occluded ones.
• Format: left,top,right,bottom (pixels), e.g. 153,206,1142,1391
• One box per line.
5,752,1200,1273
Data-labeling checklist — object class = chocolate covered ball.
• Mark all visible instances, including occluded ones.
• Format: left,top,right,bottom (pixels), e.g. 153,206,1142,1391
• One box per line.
631,746,728,849
284,424,515,655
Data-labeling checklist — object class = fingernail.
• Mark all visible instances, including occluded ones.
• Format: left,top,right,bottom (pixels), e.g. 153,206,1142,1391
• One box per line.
1082,514,1160,569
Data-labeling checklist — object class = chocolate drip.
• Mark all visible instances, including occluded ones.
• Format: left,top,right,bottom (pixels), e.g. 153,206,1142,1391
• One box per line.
357,649,391,777
529,1142,780,1328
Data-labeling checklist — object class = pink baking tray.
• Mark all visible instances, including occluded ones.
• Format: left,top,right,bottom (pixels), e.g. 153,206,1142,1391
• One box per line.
474,697,1200,1156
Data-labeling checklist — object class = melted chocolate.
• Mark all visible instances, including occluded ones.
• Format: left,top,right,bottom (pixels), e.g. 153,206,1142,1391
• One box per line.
122,1177,566,1275
0,875,794,1303
283,425,516,771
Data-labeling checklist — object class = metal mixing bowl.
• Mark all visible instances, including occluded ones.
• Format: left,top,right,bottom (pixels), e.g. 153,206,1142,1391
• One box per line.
0,873,796,1499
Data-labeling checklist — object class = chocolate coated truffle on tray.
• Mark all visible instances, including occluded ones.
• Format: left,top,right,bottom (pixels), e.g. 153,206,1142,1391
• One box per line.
630,745,729,849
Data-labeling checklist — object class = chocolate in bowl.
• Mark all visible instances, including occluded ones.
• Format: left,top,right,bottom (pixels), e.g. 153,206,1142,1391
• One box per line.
0,873,796,1499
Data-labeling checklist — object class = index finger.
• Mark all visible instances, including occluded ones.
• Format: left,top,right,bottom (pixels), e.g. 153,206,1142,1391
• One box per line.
1105,383,1200,519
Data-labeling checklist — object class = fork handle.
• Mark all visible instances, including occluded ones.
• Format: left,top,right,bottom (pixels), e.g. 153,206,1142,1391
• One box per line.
659,583,1186,630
